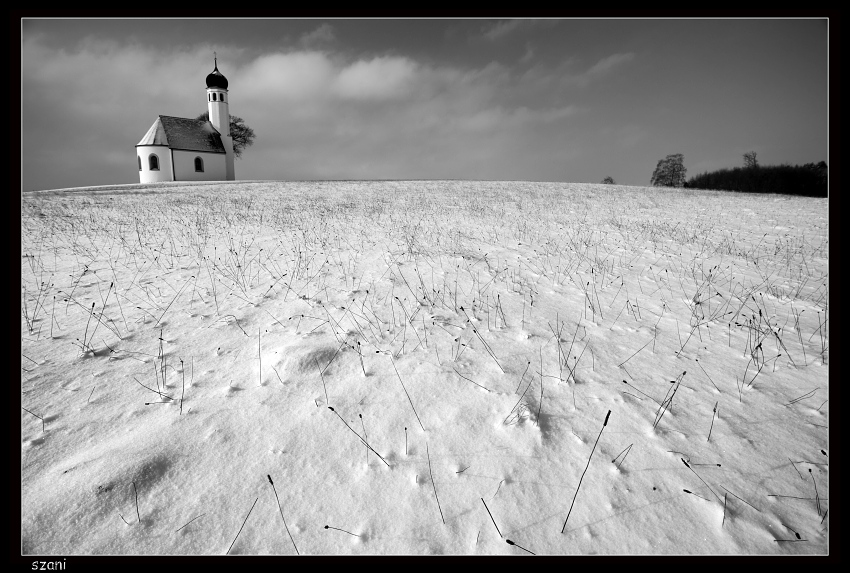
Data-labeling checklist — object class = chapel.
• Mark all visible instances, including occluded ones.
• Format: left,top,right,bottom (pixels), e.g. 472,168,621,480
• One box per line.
136,57,235,183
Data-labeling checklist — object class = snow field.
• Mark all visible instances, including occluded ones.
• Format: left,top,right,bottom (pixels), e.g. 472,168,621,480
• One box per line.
21,181,828,555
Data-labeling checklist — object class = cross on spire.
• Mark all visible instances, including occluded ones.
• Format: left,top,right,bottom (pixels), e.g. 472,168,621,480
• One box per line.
214,51,217,68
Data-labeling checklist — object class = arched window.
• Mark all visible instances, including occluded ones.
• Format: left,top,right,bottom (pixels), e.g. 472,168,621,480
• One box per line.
220,94,224,102
195,157,204,172
138,156,142,171
212,93,217,101
149,154,159,171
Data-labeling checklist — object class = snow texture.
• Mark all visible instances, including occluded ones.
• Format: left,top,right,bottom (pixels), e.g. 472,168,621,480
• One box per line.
21,181,828,555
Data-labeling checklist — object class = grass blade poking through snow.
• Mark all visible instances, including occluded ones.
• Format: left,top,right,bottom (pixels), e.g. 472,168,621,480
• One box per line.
452,366,490,392
316,358,329,406
504,374,535,425
481,498,502,538
707,401,718,442
134,376,172,402
695,359,721,392
267,475,299,555
537,345,544,425
175,513,206,533
22,407,45,432
506,539,536,555
653,372,685,429
682,458,722,504
324,524,360,537
153,276,194,328
515,361,531,393
561,410,611,533
357,341,367,376
227,497,259,555
809,469,821,516
426,442,445,524
683,489,710,501
360,414,368,465
618,338,652,369
390,357,425,432
180,359,185,415
459,306,504,373
327,407,391,467
612,443,633,469
80,302,94,352
132,481,141,523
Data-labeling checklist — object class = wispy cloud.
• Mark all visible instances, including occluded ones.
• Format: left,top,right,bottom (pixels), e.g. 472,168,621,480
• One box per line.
586,52,635,78
481,19,525,41
558,52,637,88
478,19,560,41
298,23,335,48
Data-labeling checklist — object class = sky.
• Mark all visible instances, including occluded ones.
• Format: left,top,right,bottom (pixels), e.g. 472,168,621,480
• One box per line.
21,18,829,191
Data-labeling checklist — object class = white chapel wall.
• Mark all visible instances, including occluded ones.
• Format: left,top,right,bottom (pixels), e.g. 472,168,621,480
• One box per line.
172,150,227,181
138,146,174,183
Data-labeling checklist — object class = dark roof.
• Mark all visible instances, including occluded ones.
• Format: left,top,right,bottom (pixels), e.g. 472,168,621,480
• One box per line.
206,63,229,90
137,116,226,153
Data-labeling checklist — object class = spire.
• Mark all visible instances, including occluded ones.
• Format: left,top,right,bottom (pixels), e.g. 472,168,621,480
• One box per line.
205,54,228,89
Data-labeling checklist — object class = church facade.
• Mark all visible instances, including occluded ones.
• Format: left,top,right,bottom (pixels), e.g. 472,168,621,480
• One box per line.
136,58,235,183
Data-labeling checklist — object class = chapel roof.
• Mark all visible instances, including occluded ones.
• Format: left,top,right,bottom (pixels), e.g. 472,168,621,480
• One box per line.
136,116,226,154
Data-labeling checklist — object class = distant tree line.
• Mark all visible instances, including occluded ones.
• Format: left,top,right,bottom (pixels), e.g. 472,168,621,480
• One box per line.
606,151,826,197
686,155,827,197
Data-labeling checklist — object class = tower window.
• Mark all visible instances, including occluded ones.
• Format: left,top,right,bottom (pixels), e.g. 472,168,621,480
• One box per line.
212,93,217,101
149,154,159,171
195,157,204,172
220,94,224,102
138,156,142,171
208,94,211,101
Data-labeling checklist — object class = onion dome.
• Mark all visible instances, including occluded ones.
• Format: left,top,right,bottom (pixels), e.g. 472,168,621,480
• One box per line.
205,58,228,90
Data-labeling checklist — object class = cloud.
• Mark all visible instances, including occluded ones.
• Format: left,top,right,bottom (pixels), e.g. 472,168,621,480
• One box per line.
586,52,635,78
237,53,421,103
22,36,584,189
479,19,560,41
481,19,525,41
533,52,636,89
238,52,336,102
333,56,418,101
299,23,335,47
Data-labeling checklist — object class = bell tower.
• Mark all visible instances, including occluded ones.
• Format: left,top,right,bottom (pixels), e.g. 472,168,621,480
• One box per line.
205,54,235,180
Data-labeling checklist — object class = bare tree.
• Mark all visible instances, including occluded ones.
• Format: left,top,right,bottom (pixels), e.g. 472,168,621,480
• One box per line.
601,176,616,184
196,112,256,159
743,151,758,169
